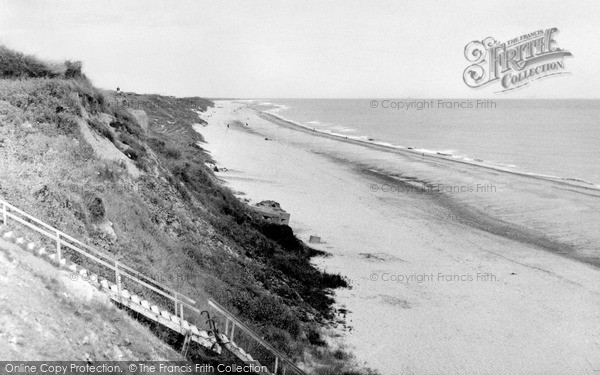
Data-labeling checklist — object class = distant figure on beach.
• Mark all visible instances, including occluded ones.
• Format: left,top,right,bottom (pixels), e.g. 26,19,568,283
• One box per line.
116,87,121,95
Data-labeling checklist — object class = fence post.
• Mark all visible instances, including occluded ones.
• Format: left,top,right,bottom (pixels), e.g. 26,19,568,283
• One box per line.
115,259,122,302
230,322,235,343
55,230,62,263
2,202,6,225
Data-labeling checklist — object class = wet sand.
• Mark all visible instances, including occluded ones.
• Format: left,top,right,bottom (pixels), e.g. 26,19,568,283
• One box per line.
195,100,600,375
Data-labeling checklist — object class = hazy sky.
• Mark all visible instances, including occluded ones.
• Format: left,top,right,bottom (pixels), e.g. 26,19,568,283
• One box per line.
0,0,598,98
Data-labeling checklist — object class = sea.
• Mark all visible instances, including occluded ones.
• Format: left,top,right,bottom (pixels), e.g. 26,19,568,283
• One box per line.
252,99,600,186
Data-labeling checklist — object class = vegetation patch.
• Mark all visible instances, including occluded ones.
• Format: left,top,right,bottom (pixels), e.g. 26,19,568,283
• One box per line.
0,45,373,374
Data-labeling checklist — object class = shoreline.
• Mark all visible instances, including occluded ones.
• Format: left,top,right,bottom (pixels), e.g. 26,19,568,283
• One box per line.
251,107,600,269
256,109,600,192
196,100,600,374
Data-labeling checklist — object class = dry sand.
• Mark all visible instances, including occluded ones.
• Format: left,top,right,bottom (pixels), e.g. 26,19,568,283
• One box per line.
195,100,600,375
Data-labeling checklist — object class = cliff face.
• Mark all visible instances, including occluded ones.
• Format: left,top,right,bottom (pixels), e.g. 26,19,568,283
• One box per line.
0,46,352,367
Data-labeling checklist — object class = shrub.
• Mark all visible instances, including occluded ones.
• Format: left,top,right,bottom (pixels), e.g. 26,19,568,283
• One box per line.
110,107,143,137
164,146,181,159
64,60,83,79
307,327,326,346
71,78,107,113
88,118,114,142
0,45,58,78
83,193,105,223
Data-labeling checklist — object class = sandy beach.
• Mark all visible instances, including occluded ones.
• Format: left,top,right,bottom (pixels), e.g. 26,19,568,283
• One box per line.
195,100,600,375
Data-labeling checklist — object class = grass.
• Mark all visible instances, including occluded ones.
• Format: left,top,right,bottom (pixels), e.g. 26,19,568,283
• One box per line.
88,117,115,142
0,45,374,374
0,45,61,78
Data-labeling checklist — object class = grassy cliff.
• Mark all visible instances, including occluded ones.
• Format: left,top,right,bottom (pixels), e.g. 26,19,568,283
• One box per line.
0,46,371,374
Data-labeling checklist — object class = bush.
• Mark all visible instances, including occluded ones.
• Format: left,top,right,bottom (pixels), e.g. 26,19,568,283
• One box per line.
110,107,143,137
71,78,107,113
164,146,181,159
89,118,114,142
0,45,58,78
148,138,183,159
64,60,83,79
83,193,105,223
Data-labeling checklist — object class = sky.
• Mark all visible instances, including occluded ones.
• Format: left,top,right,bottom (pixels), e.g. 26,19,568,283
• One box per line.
0,0,598,98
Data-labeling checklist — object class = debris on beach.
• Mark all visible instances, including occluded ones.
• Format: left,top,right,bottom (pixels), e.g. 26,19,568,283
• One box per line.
251,200,290,225
211,164,228,172
309,235,322,244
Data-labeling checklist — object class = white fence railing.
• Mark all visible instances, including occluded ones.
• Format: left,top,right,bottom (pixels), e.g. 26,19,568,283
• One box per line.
0,197,306,375
0,197,200,325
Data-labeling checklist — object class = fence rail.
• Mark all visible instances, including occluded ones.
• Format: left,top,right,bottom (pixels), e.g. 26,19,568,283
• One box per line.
0,198,198,326
1,197,306,375
208,299,306,375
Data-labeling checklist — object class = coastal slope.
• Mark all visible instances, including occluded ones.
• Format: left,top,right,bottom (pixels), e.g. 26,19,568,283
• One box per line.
0,46,369,373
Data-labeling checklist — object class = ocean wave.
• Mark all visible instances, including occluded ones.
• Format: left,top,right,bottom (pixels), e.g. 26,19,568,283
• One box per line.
264,103,289,113
330,125,358,133
257,108,599,189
